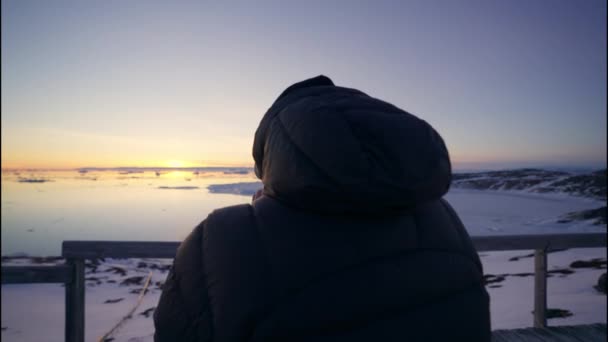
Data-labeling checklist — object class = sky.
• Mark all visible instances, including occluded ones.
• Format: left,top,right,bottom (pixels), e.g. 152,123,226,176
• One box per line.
1,0,606,170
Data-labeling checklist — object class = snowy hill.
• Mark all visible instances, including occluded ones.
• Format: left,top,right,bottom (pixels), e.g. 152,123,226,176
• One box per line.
206,169,607,226
207,168,607,201
452,168,606,200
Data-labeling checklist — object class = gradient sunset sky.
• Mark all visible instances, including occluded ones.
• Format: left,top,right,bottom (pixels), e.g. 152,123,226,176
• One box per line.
1,0,606,170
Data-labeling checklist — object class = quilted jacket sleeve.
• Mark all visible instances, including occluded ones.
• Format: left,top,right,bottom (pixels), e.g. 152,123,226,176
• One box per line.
154,221,212,342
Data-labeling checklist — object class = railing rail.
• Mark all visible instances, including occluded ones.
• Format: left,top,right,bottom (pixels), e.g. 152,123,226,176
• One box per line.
62,241,180,259
472,233,606,251
1,232,606,342
1,265,72,284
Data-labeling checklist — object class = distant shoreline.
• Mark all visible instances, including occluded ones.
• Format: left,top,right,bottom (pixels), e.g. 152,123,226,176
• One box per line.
1,166,255,172
2,165,604,173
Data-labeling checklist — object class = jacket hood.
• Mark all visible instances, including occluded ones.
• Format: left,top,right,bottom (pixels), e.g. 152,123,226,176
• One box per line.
253,75,451,215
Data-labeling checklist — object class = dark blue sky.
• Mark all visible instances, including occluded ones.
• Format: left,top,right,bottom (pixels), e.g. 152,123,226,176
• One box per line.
2,0,606,169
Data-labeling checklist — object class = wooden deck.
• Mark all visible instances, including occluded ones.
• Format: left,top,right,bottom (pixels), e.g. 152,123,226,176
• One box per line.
492,323,606,342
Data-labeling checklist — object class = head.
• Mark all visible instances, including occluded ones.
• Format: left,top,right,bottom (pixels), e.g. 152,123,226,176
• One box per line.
253,75,451,215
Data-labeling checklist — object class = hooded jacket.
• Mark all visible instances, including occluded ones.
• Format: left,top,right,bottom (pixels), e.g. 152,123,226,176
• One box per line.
154,76,491,342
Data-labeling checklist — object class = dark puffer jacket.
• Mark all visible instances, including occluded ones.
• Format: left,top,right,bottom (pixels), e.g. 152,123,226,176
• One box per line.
154,76,491,342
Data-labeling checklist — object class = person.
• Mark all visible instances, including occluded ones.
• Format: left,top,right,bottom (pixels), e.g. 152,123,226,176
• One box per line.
154,75,491,342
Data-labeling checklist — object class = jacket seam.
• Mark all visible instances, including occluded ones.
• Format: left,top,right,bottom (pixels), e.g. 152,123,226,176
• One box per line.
274,113,347,192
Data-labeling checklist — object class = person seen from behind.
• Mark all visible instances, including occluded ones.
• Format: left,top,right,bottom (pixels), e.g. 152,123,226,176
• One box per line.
154,75,492,341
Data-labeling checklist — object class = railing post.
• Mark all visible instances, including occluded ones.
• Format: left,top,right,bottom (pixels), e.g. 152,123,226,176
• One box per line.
65,258,85,342
533,248,547,328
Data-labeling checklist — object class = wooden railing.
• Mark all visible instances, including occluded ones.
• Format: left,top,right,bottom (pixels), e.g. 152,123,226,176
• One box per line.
1,233,606,342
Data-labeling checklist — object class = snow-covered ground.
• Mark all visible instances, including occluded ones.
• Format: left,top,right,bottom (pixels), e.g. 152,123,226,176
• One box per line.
2,249,605,342
2,258,170,342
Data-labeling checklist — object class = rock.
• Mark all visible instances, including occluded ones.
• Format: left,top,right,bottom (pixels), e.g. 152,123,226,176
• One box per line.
86,258,102,267
18,178,51,183
85,258,103,273
558,206,607,225
149,263,171,272
548,268,575,275
129,287,150,295
509,253,535,261
508,249,567,262
107,266,127,276
104,298,124,304
483,274,506,285
139,307,156,318
570,259,606,269
545,308,573,319
594,273,606,294
121,276,144,286
85,276,103,286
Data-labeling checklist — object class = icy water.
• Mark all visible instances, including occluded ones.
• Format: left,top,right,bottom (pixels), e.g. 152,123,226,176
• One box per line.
1,169,605,256
1,170,256,256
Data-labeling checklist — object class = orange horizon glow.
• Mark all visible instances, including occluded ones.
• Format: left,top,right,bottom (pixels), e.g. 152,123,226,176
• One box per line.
1,125,604,172
1,145,605,171
1,140,605,171
0,154,492,170
3,154,603,172
0,158,254,171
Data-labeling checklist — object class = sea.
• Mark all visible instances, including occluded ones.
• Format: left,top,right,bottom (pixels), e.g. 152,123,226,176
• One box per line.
1,169,605,256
